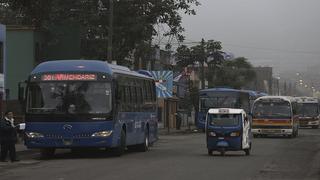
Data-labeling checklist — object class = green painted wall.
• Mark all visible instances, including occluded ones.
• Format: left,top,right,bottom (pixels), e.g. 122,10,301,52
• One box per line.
6,30,36,100
5,25,81,100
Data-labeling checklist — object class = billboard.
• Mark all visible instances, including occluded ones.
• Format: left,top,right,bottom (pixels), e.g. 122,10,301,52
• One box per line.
150,71,173,98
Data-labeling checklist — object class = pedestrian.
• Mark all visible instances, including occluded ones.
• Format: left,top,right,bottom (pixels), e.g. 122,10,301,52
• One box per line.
0,111,19,162
175,112,182,130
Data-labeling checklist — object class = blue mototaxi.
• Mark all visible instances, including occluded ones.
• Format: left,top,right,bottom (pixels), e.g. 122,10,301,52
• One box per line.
206,108,252,156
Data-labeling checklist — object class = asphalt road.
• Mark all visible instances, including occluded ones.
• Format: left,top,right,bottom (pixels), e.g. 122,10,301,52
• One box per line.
0,129,319,180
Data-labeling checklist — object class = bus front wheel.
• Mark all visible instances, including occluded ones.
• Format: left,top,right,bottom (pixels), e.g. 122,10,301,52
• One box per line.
112,130,126,156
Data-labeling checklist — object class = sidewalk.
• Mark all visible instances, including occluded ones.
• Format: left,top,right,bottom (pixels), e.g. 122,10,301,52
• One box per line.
16,143,28,152
158,125,201,135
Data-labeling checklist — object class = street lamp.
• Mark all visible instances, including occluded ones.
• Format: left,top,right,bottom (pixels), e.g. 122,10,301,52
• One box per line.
276,76,280,95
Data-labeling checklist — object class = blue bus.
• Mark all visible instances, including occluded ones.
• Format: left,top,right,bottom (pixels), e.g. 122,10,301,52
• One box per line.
197,88,262,130
20,60,158,157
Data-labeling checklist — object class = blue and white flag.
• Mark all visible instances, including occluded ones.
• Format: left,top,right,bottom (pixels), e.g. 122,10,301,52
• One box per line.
150,71,173,98
221,51,234,60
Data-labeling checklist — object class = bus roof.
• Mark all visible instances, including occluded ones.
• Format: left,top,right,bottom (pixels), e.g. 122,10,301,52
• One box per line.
255,96,296,102
208,108,245,115
295,96,319,103
200,88,262,97
200,88,241,93
30,60,153,80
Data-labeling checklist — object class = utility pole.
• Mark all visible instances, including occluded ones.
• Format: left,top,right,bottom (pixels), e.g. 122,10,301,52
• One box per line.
277,77,280,95
107,0,113,63
200,39,206,89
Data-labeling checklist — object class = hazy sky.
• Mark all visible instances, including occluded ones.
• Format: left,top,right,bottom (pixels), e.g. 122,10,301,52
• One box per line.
180,0,320,75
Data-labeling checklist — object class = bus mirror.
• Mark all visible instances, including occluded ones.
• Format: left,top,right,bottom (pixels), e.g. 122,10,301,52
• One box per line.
18,81,26,103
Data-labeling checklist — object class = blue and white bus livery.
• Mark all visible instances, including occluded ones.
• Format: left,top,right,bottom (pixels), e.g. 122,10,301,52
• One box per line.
20,60,158,157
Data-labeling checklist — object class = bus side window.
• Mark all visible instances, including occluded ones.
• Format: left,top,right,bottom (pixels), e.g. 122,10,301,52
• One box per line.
131,85,137,110
136,80,143,110
292,102,298,116
145,81,151,102
119,85,125,111
151,81,156,101
125,86,131,112
149,81,153,101
151,81,156,111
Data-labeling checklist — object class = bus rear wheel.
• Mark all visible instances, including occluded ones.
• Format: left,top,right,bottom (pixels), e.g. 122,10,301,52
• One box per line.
137,128,149,152
312,125,319,129
40,148,55,159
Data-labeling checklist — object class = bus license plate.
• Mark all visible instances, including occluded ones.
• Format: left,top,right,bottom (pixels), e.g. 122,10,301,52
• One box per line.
63,139,73,145
217,141,228,147
262,129,281,134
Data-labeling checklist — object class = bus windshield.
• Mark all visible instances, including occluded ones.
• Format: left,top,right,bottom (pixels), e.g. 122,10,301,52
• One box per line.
297,103,318,117
208,114,241,127
27,82,112,114
253,101,291,119
200,96,238,110
200,92,250,112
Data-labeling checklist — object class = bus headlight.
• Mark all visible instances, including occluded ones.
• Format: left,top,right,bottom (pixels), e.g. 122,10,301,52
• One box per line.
91,131,113,137
25,132,44,138
208,132,217,137
230,132,240,137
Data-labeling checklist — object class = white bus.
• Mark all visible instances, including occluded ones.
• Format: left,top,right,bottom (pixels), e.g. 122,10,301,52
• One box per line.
295,97,319,129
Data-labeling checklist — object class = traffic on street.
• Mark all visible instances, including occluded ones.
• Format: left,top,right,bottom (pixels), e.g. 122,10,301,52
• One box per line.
0,128,319,180
1,1,320,180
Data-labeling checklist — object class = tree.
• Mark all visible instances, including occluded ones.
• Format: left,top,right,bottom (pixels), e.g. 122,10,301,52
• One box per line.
1,0,200,66
175,41,256,89
205,40,223,87
214,57,256,89
174,45,193,71
175,39,223,89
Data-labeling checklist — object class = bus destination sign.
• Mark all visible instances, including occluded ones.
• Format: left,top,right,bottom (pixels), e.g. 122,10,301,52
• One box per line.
41,74,97,81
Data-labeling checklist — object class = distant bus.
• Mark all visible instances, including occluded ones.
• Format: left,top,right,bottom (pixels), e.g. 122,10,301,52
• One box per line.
21,60,158,157
296,97,320,129
197,88,262,130
252,96,299,137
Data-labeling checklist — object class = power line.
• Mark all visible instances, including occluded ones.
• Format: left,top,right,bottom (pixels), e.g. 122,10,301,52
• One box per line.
223,43,320,56
155,40,320,56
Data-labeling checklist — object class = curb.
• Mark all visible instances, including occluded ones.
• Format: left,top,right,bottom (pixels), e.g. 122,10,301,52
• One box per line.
158,129,202,136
